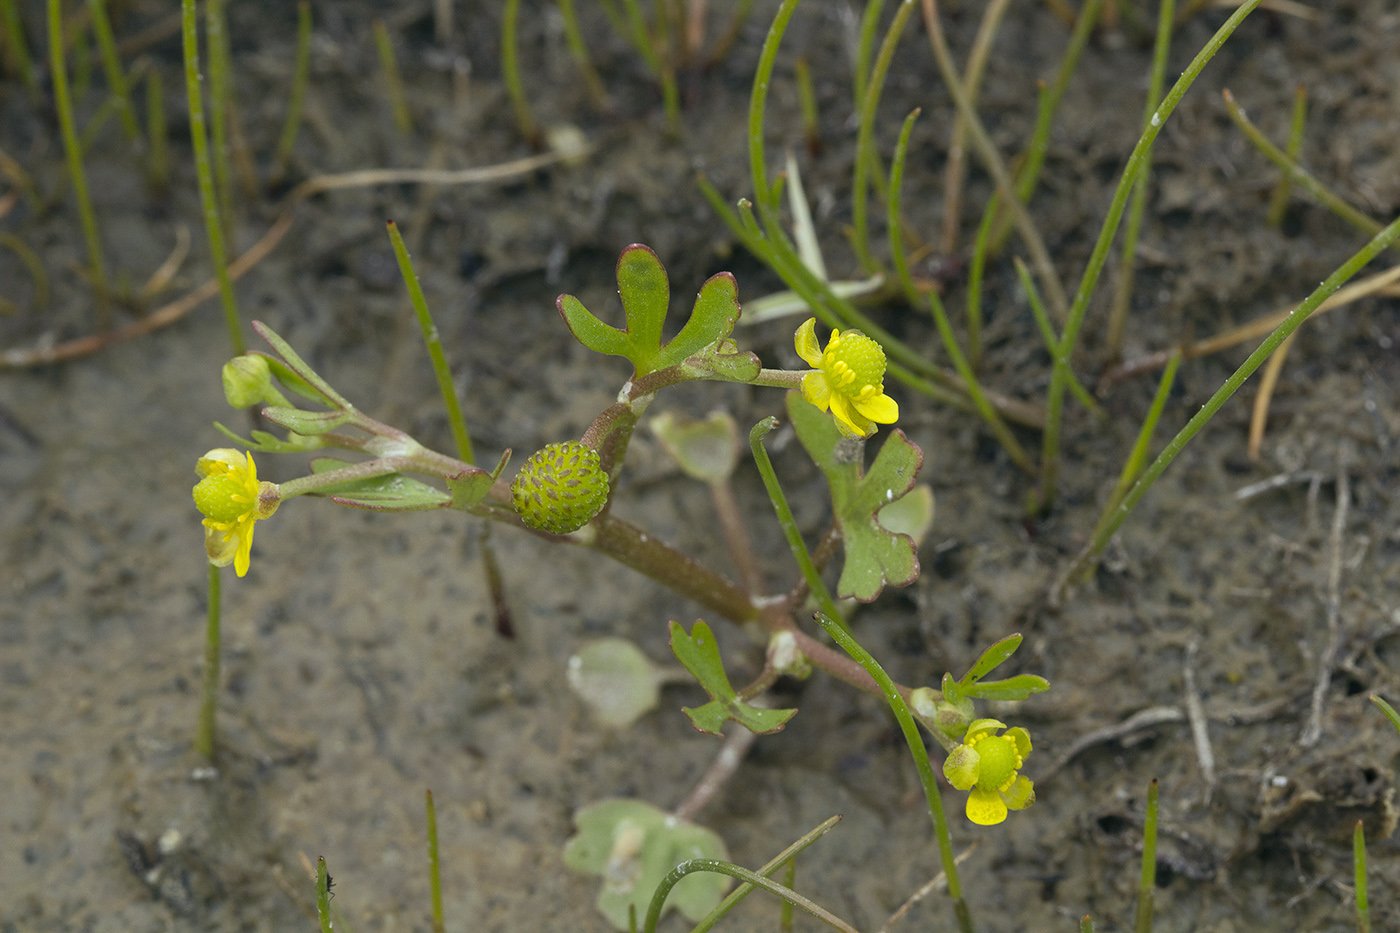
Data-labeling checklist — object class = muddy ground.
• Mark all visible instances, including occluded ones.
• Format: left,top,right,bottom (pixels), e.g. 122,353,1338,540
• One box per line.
2,1,1399,930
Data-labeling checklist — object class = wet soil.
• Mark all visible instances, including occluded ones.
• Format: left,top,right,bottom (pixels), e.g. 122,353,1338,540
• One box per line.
2,1,1399,931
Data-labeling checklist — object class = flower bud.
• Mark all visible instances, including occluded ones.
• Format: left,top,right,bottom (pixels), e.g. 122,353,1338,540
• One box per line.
222,355,288,409
511,441,609,534
910,687,975,743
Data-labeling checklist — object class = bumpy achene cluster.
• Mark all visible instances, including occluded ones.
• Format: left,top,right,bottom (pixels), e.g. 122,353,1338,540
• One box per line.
794,318,899,438
511,441,610,534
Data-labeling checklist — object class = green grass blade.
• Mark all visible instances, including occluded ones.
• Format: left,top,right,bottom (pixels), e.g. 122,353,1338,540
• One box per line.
386,220,474,464
887,109,1031,473
689,816,842,933
181,0,245,354
426,790,445,933
1266,84,1308,227
1086,208,1400,556
49,0,109,315
1355,820,1370,933
1039,0,1265,510
88,0,140,139
1134,779,1158,933
1223,89,1386,242
273,2,312,173
1106,0,1175,357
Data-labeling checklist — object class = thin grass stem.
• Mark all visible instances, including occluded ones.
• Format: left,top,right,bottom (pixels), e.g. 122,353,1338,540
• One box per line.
940,0,1010,260
793,57,819,154
386,221,474,464
273,2,312,175
852,0,914,274
645,859,858,933
500,0,539,144
0,0,38,96
1038,0,1264,511
701,0,751,63
72,20,91,99
426,790,445,933
145,66,168,190
181,0,244,355
556,0,610,107
779,857,796,933
0,232,50,311
1106,0,1174,358
88,0,140,140
621,0,679,129
987,0,1104,254
1078,350,1180,573
195,562,221,761
1266,84,1307,228
812,611,972,932
1246,328,1294,460
888,109,1032,473
1370,694,1400,735
1134,779,1159,933
1085,206,1400,557
206,0,235,244
1223,89,1385,240
920,0,1069,323
1355,820,1370,933
315,857,333,933
49,0,110,316
852,0,886,112
1012,258,1100,415
374,19,414,135
690,816,842,933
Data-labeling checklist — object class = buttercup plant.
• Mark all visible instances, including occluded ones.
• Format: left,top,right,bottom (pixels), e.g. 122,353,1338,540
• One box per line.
194,240,1047,931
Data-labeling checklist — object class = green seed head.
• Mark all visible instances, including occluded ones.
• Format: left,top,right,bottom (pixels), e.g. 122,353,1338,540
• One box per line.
511,441,609,534
193,473,251,523
821,329,887,401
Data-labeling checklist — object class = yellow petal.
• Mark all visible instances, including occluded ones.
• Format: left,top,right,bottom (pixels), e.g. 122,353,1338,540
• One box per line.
965,788,1008,826
852,392,898,425
828,394,874,438
197,448,245,478
234,518,256,577
801,371,831,412
942,745,980,791
204,524,238,567
1007,726,1032,760
794,318,823,368
1001,775,1035,811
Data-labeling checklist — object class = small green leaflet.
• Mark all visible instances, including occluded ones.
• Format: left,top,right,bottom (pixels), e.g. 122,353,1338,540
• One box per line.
668,620,796,736
786,392,923,602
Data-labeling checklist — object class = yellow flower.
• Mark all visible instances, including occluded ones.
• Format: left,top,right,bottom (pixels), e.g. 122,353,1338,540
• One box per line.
192,449,281,577
942,719,1035,826
794,318,899,438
